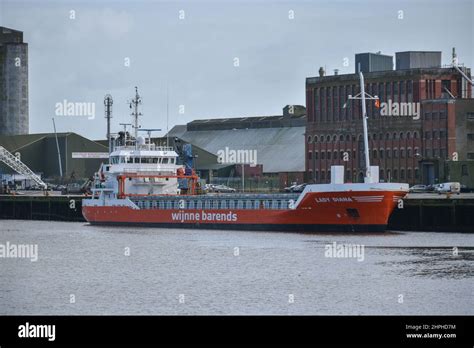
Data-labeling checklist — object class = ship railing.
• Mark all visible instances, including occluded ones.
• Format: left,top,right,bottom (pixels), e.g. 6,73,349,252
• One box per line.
114,145,174,152
131,195,300,211
122,168,175,174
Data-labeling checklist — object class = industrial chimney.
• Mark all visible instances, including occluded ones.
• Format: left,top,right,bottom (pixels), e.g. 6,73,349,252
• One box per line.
318,67,325,77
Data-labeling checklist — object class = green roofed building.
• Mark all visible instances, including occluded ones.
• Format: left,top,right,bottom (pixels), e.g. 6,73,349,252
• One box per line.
0,132,108,180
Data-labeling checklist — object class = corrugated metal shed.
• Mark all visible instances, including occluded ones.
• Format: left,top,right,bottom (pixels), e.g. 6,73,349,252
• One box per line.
168,126,305,173
355,52,393,73
0,132,108,178
395,51,442,70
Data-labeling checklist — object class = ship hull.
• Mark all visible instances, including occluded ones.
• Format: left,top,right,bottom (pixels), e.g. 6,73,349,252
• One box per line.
82,190,406,233
85,221,387,232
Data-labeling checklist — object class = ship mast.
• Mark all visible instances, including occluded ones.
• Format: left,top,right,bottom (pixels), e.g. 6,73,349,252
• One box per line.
359,72,371,182
347,66,379,183
130,86,142,149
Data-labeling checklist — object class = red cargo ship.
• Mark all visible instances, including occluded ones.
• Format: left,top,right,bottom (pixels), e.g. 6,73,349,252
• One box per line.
82,79,409,232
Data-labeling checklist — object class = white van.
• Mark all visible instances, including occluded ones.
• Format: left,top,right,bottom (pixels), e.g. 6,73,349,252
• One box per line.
435,182,461,194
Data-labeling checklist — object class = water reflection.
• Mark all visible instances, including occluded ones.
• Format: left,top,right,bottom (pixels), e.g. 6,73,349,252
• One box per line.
375,247,474,279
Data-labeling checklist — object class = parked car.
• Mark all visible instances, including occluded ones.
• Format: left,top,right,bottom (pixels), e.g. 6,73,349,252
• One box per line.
434,182,461,194
61,183,83,195
291,183,307,193
284,184,298,192
54,184,66,191
204,184,236,193
212,184,236,193
409,184,428,193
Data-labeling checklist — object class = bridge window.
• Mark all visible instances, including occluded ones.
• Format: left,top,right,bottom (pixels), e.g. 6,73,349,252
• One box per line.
162,158,169,164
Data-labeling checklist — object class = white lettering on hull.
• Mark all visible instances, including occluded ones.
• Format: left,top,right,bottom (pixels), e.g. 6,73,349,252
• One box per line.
171,210,238,223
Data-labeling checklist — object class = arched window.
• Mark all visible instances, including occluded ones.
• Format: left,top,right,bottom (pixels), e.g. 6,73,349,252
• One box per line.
307,135,313,143
413,131,418,139
407,168,412,179
387,169,391,182
380,148,384,159
333,151,338,159
393,148,398,158
386,133,390,140
333,135,337,142
373,149,378,159
393,169,398,180
339,134,344,141
321,134,325,142
380,169,385,180
407,132,411,139
400,148,405,158
400,169,405,180
393,132,397,140
314,135,319,142
326,135,331,142
399,132,404,140
358,134,363,141
346,134,350,141
407,148,412,157
373,133,377,141
386,148,391,158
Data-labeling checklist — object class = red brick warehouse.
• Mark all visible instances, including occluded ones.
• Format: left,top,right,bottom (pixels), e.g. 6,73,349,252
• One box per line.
305,51,473,186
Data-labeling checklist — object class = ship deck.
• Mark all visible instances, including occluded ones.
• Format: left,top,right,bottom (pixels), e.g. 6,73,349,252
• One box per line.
130,193,300,210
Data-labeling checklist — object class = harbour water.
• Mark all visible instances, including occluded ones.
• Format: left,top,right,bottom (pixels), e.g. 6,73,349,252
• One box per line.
0,220,473,315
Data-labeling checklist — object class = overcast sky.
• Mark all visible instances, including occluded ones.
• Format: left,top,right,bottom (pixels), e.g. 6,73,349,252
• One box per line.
1,0,472,139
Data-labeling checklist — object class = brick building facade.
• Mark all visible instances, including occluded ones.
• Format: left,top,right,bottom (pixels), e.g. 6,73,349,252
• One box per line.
305,65,472,186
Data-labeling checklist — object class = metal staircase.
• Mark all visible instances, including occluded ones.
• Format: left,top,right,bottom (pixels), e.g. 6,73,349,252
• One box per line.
0,146,47,189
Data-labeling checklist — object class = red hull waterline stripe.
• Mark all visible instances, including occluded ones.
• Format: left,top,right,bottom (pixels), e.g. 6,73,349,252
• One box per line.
86,221,388,233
